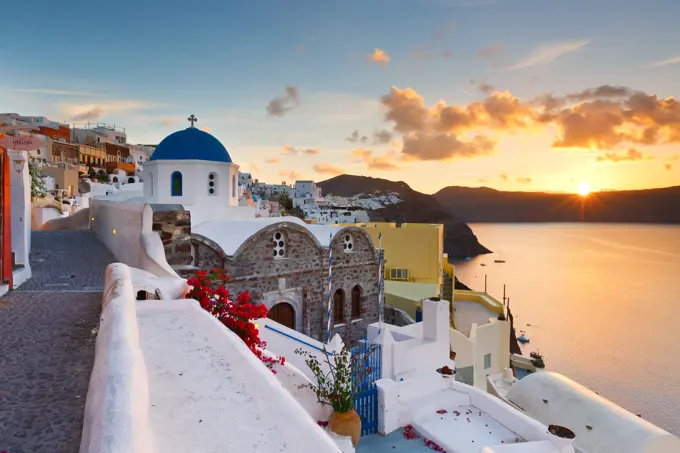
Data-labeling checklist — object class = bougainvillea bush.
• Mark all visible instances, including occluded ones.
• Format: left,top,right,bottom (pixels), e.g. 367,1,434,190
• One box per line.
186,267,285,372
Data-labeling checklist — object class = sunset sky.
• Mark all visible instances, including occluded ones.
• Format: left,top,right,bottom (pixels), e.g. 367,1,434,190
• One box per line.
3,0,680,194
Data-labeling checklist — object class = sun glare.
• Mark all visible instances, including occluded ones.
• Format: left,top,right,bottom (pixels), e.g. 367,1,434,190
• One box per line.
577,181,592,196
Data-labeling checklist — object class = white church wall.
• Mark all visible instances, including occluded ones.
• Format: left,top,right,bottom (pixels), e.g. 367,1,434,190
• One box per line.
143,160,238,207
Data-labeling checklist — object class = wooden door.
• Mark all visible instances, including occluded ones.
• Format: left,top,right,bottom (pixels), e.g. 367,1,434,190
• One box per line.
267,302,295,330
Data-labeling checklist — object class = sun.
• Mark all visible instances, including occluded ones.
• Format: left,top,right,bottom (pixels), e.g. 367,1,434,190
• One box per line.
577,181,592,196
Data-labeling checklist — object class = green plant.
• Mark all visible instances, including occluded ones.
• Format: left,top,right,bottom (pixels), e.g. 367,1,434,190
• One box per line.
29,161,47,200
296,344,377,413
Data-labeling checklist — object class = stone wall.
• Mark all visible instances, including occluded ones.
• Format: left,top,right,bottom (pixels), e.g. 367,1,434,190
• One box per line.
151,207,193,268
185,223,381,345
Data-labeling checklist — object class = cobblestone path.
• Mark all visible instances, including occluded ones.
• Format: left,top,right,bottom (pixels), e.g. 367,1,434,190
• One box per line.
0,231,114,453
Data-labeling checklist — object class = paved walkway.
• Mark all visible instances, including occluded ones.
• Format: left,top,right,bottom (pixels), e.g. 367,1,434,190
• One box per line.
0,231,114,453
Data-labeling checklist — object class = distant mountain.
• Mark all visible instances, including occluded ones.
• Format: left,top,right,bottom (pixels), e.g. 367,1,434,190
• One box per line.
317,175,491,258
433,186,680,223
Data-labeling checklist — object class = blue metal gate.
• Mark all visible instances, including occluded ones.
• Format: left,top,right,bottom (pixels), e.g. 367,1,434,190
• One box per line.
351,341,382,436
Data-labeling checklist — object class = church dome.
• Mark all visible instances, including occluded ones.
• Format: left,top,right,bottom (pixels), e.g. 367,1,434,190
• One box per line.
150,126,232,163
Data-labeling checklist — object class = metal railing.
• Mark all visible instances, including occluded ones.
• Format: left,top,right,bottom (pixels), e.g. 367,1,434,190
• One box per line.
264,324,333,355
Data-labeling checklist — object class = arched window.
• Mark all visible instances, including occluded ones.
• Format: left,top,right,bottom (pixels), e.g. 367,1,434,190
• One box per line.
208,172,217,196
232,174,236,198
171,171,183,196
351,285,362,319
333,289,345,324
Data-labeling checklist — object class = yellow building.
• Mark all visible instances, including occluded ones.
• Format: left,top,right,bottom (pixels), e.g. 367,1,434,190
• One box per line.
350,222,448,318
78,144,107,169
355,222,444,285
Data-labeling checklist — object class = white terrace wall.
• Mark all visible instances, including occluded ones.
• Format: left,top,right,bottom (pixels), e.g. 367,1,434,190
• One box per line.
258,317,344,383
90,199,177,278
368,299,451,381
450,318,511,389
472,319,511,389
80,263,153,453
376,375,567,450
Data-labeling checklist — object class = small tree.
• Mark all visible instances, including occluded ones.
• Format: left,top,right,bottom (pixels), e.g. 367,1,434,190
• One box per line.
29,161,47,200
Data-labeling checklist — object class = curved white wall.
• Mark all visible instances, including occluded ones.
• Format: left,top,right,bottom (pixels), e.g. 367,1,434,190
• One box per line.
508,372,680,453
90,199,178,278
80,263,153,453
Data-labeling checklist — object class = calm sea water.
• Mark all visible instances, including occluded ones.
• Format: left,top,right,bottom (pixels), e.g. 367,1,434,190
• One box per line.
454,224,680,435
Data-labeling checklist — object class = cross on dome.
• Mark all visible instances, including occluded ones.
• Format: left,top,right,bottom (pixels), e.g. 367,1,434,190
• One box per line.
188,114,198,127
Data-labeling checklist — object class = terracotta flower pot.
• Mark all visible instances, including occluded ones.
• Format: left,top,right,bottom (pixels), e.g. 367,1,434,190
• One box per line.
328,409,362,446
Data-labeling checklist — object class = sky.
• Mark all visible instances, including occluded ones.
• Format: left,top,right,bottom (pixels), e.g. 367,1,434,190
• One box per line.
3,0,680,194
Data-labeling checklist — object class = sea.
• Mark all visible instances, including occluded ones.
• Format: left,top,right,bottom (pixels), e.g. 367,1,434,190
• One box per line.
453,223,680,435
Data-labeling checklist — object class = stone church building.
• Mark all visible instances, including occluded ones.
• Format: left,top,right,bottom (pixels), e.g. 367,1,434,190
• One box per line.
144,118,382,343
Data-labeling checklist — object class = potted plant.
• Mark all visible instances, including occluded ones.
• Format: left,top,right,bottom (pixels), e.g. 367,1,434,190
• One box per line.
547,424,576,449
296,344,377,446
437,365,456,378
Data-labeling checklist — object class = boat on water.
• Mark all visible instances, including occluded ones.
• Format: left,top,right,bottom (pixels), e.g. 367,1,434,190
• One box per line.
494,251,506,263
481,263,487,267
518,330,530,344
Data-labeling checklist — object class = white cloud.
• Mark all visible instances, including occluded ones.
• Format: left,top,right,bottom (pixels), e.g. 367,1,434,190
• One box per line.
648,55,680,67
507,39,589,70
60,100,158,122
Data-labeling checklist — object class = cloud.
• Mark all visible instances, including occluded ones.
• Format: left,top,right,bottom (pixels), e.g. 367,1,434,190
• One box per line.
13,88,93,96
376,83,680,162
347,129,394,145
595,148,648,163
507,39,589,70
477,42,504,59
71,108,103,121
379,86,534,160
352,149,400,171
517,176,532,184
62,100,156,122
369,48,390,64
477,178,488,183
665,163,673,171
283,144,320,155
441,50,453,59
279,169,301,181
346,130,369,143
648,55,680,67
265,157,280,164
313,162,344,175
373,129,394,145
266,86,300,117
295,44,306,54
478,82,495,95
500,173,508,182
161,118,177,126
401,133,495,161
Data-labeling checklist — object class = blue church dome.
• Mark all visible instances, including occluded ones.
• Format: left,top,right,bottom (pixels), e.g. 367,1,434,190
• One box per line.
151,126,232,163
